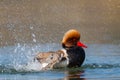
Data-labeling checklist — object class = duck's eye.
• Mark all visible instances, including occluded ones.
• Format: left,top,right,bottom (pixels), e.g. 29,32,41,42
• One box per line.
68,39,72,43
67,38,73,42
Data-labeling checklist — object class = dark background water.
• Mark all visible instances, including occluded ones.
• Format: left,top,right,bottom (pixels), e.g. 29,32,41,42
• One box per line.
0,0,120,46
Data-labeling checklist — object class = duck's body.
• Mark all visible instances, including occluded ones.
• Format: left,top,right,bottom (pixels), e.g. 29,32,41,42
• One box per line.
61,29,86,68
66,46,85,67
35,29,87,69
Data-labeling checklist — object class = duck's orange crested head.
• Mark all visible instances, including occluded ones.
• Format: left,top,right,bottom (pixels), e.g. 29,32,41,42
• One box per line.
62,29,87,48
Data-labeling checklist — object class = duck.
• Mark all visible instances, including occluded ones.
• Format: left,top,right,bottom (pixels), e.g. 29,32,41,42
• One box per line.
35,29,87,69
62,29,87,67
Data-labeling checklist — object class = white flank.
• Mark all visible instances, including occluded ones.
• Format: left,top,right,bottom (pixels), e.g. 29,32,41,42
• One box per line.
61,49,69,65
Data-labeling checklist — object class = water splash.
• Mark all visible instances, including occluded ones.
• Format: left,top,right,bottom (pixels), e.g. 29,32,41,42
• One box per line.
0,43,61,73
30,25,37,43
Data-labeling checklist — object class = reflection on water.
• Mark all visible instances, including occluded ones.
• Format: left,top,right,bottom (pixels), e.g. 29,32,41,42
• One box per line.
0,0,120,46
64,69,85,80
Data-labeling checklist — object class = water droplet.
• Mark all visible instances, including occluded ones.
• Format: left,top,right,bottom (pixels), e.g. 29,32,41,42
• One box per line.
30,26,34,30
98,65,102,68
33,39,36,43
32,33,36,38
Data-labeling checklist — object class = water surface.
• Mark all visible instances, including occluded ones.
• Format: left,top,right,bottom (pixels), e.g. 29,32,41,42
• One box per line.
0,44,120,80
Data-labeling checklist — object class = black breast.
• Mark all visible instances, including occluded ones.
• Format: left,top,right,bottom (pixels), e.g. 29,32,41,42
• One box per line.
67,46,85,68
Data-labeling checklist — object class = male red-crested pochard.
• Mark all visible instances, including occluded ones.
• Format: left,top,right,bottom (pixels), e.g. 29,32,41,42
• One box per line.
35,29,87,69
62,29,87,67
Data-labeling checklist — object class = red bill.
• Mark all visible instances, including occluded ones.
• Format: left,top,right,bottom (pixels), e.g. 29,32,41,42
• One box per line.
77,41,87,48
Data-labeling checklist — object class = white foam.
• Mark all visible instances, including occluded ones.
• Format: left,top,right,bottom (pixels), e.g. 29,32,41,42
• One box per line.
14,61,42,71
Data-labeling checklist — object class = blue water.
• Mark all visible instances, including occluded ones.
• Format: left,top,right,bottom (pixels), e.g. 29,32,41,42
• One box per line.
0,43,120,80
